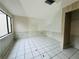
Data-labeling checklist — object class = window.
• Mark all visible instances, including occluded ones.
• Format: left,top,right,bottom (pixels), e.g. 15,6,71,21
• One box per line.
0,11,8,37
7,16,12,33
0,11,12,37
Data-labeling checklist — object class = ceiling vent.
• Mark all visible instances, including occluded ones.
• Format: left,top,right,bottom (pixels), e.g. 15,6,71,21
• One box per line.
45,0,55,5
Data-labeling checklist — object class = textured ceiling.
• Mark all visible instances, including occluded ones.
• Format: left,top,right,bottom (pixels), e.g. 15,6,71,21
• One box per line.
0,0,62,18
0,0,26,16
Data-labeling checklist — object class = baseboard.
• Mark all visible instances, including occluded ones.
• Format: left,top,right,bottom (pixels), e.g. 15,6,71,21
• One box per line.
15,31,48,39
63,42,72,49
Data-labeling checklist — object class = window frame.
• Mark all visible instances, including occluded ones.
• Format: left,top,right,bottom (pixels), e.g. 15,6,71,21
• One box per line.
7,15,12,33
0,10,12,38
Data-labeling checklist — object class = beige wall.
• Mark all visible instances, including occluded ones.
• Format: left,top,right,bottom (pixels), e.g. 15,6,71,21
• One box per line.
14,0,79,49
62,0,78,7
14,2,62,40
62,0,79,49
14,16,29,32
14,2,62,32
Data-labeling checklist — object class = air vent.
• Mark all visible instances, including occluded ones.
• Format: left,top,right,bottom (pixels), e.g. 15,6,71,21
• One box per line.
45,0,55,5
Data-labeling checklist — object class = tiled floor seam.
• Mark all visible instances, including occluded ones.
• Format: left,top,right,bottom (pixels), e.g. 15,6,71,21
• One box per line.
28,39,34,59
6,37,79,59
31,39,60,59
24,41,26,59
31,39,59,51
15,47,20,59
60,51,69,59
31,39,59,59
68,49,79,59
50,51,62,59
30,40,44,59
33,42,58,49
15,42,25,59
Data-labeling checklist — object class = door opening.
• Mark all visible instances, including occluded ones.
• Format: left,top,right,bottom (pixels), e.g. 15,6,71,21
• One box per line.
63,9,79,49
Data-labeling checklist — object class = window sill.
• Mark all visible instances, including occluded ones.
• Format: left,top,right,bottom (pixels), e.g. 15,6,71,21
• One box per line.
0,33,13,40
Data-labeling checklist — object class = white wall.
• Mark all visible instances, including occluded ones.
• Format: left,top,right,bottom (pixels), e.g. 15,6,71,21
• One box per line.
0,34,13,58
0,2,14,58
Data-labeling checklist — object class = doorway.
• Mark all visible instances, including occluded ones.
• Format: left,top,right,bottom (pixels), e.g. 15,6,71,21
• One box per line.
63,9,79,49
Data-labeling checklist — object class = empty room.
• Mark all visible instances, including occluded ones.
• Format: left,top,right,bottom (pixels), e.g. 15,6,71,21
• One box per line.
0,0,79,59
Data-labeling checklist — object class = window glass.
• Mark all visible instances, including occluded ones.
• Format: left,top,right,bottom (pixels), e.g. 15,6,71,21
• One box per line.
8,16,11,33
0,11,8,37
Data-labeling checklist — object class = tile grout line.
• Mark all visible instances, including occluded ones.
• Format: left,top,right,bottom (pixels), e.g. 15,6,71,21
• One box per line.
12,40,22,59
40,43,58,50
15,40,25,59
30,39,60,59
7,38,79,59
31,38,61,59
28,39,34,59
33,40,60,52
50,50,62,59
59,52,69,59
58,49,79,59
15,43,21,59
33,39,63,59
30,39,44,59
32,40,59,51
24,41,26,59
68,49,79,59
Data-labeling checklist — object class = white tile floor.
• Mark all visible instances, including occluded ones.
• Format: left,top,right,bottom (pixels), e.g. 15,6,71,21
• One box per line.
5,37,79,59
